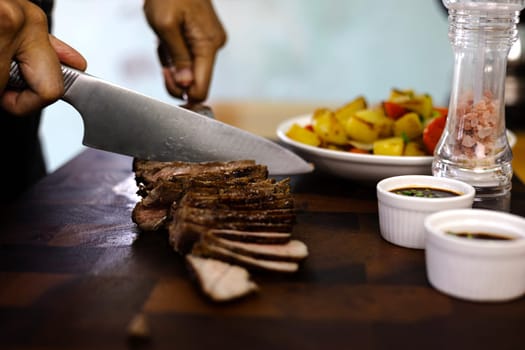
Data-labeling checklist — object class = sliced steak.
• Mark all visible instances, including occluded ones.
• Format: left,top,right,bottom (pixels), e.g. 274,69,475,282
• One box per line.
208,228,292,244
168,221,209,253
134,160,267,188
168,219,294,254
203,233,308,262
180,180,293,210
131,203,169,232
185,254,258,302
175,206,296,226
131,159,309,302
192,242,300,273
133,159,256,178
140,180,185,207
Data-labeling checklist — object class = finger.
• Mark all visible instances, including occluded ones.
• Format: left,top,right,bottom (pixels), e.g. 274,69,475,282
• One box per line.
157,41,192,88
186,48,216,102
157,32,194,89
161,30,193,71
157,42,174,68
161,66,186,99
49,35,87,71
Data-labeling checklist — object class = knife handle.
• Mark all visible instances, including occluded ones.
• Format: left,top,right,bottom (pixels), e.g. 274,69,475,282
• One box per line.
8,61,80,93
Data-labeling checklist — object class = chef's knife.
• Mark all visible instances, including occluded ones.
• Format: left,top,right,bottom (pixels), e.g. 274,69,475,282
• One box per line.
8,62,313,175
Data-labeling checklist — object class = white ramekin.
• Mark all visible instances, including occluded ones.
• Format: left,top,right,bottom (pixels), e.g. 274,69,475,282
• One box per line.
424,208,525,302
376,175,475,249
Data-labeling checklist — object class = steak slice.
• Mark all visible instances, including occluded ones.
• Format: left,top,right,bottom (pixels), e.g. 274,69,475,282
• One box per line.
203,232,308,262
168,219,294,254
208,229,291,244
168,221,208,253
182,196,294,211
133,159,255,177
140,180,185,207
185,254,258,302
134,160,267,187
192,242,300,273
141,177,291,209
131,203,169,231
175,206,296,226
179,182,293,210
133,159,257,176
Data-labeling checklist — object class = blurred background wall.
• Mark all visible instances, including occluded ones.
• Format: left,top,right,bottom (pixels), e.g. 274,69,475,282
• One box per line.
42,0,452,172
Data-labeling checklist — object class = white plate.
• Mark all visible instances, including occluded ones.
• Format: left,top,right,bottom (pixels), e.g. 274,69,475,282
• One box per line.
276,115,517,182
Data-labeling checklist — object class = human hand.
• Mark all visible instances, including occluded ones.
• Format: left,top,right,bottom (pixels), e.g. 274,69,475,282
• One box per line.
0,0,87,116
143,0,226,102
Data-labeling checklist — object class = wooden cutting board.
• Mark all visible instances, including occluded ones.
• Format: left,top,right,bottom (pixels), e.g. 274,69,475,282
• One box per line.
1,149,524,349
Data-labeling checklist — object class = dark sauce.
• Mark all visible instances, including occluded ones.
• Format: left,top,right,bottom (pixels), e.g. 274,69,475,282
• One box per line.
390,186,461,198
446,231,516,241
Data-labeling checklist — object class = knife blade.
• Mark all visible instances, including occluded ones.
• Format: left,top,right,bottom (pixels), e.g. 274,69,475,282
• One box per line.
8,62,313,175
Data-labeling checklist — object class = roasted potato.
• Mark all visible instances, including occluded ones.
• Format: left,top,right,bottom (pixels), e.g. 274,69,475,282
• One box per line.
344,108,392,143
312,108,348,145
286,88,446,157
393,112,423,140
373,137,405,156
344,115,380,143
404,141,427,156
398,94,433,120
334,96,367,125
388,89,414,103
286,123,321,147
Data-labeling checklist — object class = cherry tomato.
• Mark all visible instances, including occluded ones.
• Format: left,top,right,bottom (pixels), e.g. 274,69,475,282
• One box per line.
423,115,446,154
433,107,448,118
348,147,370,154
383,101,408,120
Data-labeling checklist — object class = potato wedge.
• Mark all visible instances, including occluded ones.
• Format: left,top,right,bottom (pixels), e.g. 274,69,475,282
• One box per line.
354,109,393,139
404,141,426,156
399,94,433,120
393,112,423,140
312,108,347,145
388,89,414,103
373,137,404,156
377,116,394,138
344,116,380,143
334,96,367,125
286,123,321,147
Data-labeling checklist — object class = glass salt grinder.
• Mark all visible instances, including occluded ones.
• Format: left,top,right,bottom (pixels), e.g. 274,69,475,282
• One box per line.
434,0,525,211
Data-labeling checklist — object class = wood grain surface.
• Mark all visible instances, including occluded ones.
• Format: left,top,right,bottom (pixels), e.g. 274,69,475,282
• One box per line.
1,148,525,350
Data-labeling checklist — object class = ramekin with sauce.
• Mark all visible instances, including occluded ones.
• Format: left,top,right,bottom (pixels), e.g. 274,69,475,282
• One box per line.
424,208,525,302
376,175,475,249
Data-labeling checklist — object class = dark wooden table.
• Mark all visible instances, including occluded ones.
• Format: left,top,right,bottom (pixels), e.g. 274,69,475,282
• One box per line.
1,148,525,350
